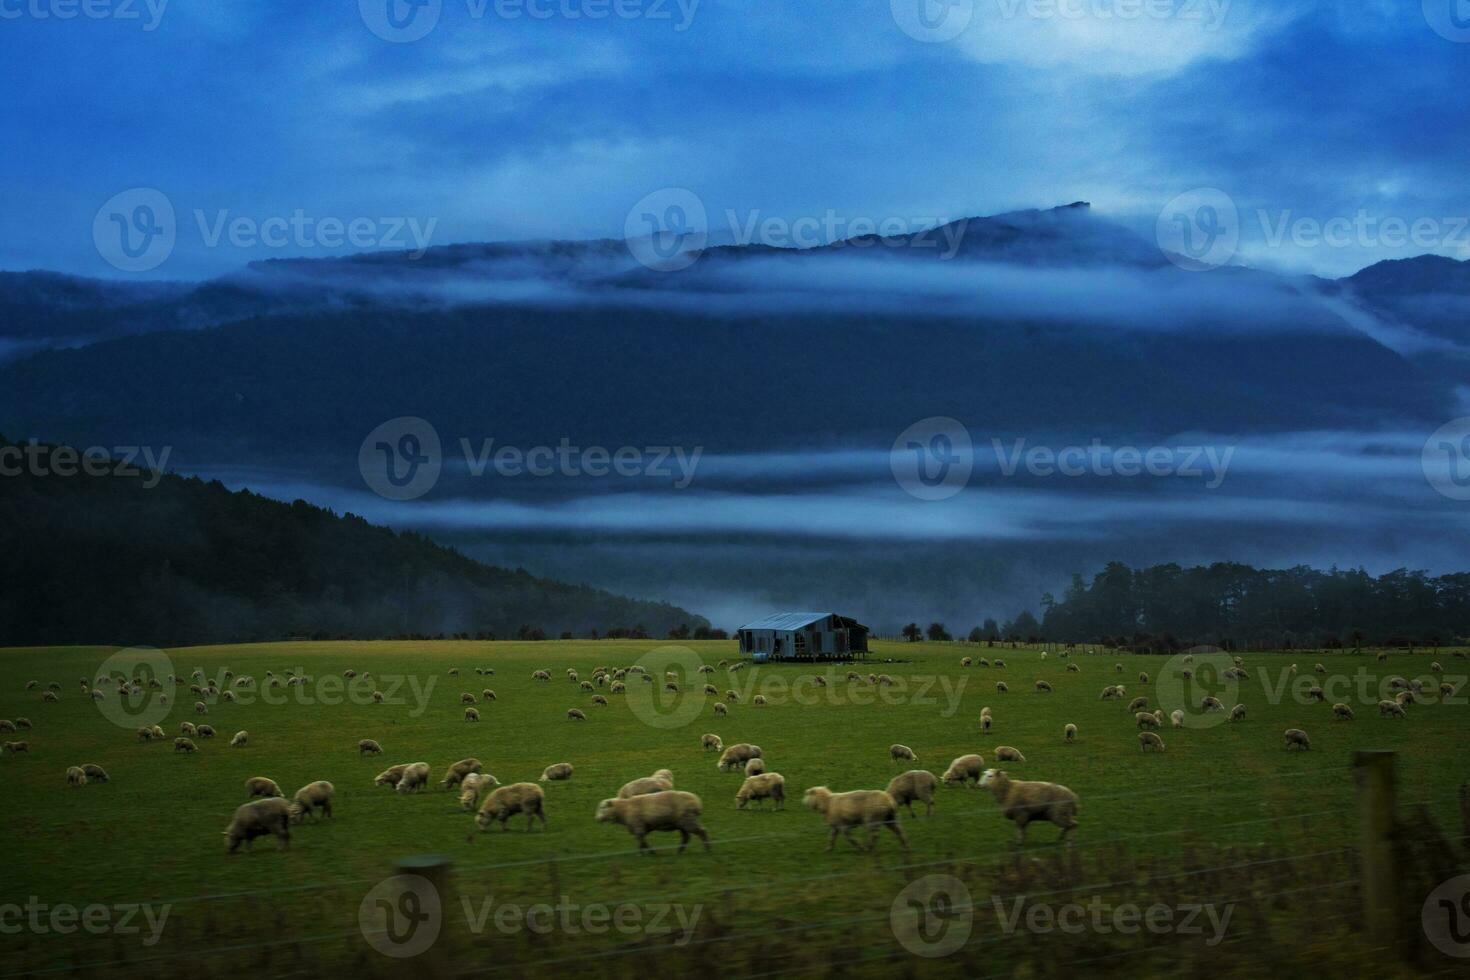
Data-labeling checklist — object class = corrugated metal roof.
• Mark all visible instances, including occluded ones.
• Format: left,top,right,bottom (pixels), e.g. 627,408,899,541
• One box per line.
738,612,834,631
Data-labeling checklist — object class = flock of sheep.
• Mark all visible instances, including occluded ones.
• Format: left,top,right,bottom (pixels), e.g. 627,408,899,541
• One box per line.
8,649,1455,856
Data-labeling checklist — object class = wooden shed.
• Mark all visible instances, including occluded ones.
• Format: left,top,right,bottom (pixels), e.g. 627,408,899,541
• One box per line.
736,612,870,662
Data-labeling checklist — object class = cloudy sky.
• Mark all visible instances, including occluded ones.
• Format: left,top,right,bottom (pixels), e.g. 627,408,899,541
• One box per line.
3,0,1469,279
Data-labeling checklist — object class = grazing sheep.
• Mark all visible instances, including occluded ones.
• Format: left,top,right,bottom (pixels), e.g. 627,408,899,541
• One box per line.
230,731,249,748
67,766,88,787
464,707,480,722
1396,690,1416,707
540,762,574,782
194,701,208,715
1140,709,1167,728
889,744,918,765
725,690,739,702
1064,723,1077,742
24,681,36,691
1441,682,1457,698
1387,677,1409,692
1138,732,1165,752
1332,703,1355,720
136,726,155,742
81,763,109,782
981,708,993,734
1128,697,1149,712
717,743,763,771
995,745,1026,763
752,694,767,707
961,657,973,667
1283,728,1311,750
460,693,476,705
978,769,1079,844
1229,704,1247,722
289,781,335,822
180,722,196,736
736,772,786,810
580,681,594,692
533,670,550,681
482,689,497,701
618,772,676,799
611,682,627,694
994,660,1006,668
1431,661,1444,673
475,783,548,833
713,703,728,716
0,720,12,733
1138,672,1149,684
566,708,587,722
1202,697,1225,712
441,758,483,790
1315,663,1327,674
395,763,431,794
996,682,1009,693
1101,686,1124,701
3,741,29,753
802,787,908,851
591,695,608,706
1377,651,1389,662
174,737,198,753
1035,680,1053,693
374,763,410,788
1307,687,1326,703
886,770,938,817
358,738,383,755
196,725,216,738
458,772,500,810
702,733,723,752
942,754,985,787
1377,700,1406,718
224,797,292,853
42,691,58,702
150,724,165,739
1171,710,1185,728
1067,663,1080,673
246,776,283,798
1115,663,1124,673
744,757,766,776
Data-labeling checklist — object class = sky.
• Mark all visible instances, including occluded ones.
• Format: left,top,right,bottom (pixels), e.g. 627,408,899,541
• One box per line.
2,0,1470,280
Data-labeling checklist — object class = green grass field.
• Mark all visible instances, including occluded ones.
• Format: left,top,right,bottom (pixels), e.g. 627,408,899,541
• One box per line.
4,640,1468,978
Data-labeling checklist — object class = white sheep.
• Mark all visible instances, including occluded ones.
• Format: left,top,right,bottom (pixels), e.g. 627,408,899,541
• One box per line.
230,731,249,748
1138,731,1165,752
886,770,938,817
979,768,1079,844
67,766,88,787
358,738,383,755
1283,728,1311,750
701,733,723,752
744,757,765,777
540,762,574,782
994,745,1025,763
941,754,985,787
889,744,917,765
395,762,431,793
596,791,710,854
290,780,335,822
717,743,762,772
802,787,908,851
736,773,785,810
441,758,483,790
617,771,676,798
474,783,547,833
224,797,291,853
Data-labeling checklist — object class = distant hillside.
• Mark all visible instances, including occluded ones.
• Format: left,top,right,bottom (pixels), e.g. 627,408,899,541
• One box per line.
0,441,707,646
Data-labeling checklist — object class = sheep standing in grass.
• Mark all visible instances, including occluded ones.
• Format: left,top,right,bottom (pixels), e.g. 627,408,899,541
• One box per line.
464,707,480,722
1067,664,1080,673
596,791,710,854
1138,732,1165,752
540,763,574,782
1064,723,1077,742
1441,682,1457,699
1128,696,1149,713
701,734,723,752
1229,705,1247,722
1284,729,1311,750
1101,686,1124,701
618,771,676,798
194,701,208,715
395,763,431,794
981,708,993,734
3,741,29,753
718,744,763,772
17,718,33,729
979,768,1078,844
67,766,88,787
736,773,786,809
224,798,292,853
1332,703,1355,721
942,754,985,787
995,746,1025,763
713,703,728,717
567,709,586,721
290,781,335,822
374,764,410,788
358,739,383,755
1378,700,1406,718
474,783,547,834
441,759,483,790
1307,687,1326,703
1035,680,1052,693
889,744,917,765
136,726,155,742
246,776,283,798
886,770,938,817
802,787,908,851
458,772,499,810
81,764,109,782
174,737,198,753
996,682,1009,694
0,721,12,734
230,731,249,748
1202,697,1225,712
1170,710,1185,728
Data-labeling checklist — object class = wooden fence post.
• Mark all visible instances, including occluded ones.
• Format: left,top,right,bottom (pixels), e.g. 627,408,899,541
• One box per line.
395,855,454,980
1354,750,1399,951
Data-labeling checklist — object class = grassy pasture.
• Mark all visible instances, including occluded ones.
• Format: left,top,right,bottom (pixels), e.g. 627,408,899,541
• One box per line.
3,640,1467,978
